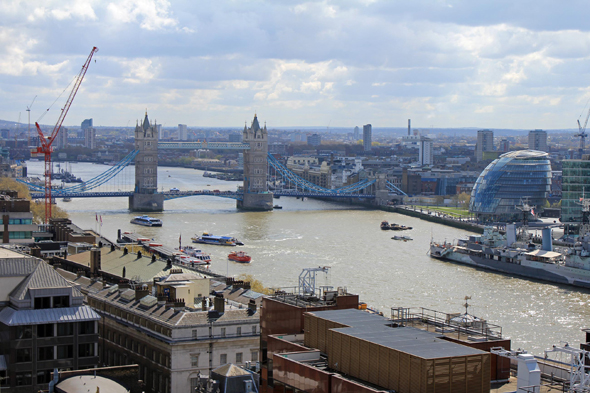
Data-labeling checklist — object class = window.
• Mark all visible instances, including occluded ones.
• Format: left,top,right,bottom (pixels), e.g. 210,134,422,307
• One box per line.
8,231,32,239
57,345,73,359
34,297,51,309
16,325,32,339
79,343,94,358
192,329,198,339
220,328,226,337
237,327,241,336
236,352,243,363
191,354,199,367
38,346,54,361
37,370,52,384
16,348,31,363
57,323,74,336
220,354,227,365
79,321,95,335
37,324,54,338
252,326,257,335
53,296,69,308
15,372,31,386
251,351,259,361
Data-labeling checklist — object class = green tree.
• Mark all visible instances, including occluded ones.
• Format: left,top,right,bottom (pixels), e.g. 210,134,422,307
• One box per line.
237,274,275,295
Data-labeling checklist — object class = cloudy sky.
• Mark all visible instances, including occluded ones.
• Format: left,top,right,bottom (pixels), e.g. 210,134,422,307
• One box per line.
2,0,590,129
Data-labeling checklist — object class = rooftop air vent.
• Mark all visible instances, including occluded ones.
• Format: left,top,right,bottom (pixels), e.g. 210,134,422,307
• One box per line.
140,295,158,308
120,289,135,302
107,284,119,294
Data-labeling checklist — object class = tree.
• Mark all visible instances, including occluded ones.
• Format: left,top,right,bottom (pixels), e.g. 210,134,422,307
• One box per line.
237,274,274,295
0,177,68,224
457,192,471,207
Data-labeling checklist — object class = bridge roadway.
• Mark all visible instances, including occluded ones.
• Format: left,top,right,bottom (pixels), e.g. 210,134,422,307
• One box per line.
31,189,376,200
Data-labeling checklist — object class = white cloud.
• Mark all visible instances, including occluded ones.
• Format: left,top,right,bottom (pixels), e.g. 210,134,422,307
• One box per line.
107,0,177,30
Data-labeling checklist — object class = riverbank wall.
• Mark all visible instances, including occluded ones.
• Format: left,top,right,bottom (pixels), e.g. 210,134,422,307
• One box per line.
381,206,484,234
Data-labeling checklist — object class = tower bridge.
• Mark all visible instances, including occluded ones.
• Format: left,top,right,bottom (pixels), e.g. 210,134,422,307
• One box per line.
23,113,407,211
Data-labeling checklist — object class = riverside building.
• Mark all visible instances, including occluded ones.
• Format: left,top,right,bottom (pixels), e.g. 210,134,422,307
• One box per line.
476,129,494,162
469,150,551,222
561,155,590,224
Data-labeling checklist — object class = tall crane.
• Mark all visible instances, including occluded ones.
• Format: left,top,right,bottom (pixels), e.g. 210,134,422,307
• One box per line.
26,95,37,147
577,106,590,150
32,46,98,223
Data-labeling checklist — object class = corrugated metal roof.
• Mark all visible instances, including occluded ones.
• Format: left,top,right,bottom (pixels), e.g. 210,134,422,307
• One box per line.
0,305,100,326
11,259,79,301
0,259,40,276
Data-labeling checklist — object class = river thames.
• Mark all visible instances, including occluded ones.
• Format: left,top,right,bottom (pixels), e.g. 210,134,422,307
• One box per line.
27,161,590,355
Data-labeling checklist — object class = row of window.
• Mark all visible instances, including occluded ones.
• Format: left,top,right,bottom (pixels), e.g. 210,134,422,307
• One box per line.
104,328,171,368
16,343,94,364
16,321,94,339
34,295,70,309
7,231,33,239
192,325,257,339
190,350,258,367
0,218,33,225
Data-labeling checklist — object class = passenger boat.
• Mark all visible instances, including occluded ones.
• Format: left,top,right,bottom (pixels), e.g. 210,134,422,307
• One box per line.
380,221,390,230
228,251,251,263
179,246,212,264
130,215,163,227
192,233,242,246
63,197,72,202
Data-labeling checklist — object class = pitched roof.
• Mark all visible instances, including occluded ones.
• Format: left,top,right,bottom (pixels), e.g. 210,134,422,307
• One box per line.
10,260,81,301
0,305,100,326
213,363,252,377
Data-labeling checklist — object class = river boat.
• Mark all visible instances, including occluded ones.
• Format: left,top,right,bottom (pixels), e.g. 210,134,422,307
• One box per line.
274,205,283,209
390,224,412,231
179,246,212,264
381,221,390,230
192,233,242,246
63,197,72,202
392,235,413,241
228,251,251,263
429,224,590,289
130,215,163,227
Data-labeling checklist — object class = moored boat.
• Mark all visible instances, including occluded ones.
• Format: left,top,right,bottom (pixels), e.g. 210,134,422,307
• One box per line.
228,251,251,263
179,246,212,264
392,235,413,241
130,215,163,227
380,221,390,230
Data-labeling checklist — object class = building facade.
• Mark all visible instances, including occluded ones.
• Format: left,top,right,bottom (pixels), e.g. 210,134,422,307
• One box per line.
0,191,36,244
469,150,552,222
476,129,494,162
528,129,548,152
84,127,95,149
0,252,100,392
353,126,359,141
178,124,187,141
499,139,510,152
363,124,372,152
307,134,321,146
81,119,92,130
56,127,68,149
418,137,433,166
561,157,590,223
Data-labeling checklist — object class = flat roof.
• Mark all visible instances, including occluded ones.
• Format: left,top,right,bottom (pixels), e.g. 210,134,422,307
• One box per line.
308,309,487,359
0,247,33,260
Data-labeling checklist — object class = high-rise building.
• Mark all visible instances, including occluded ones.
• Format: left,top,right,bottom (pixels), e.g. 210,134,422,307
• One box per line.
81,118,93,130
476,129,494,162
562,157,590,223
84,127,95,149
56,126,68,149
307,133,321,146
178,124,187,141
499,139,510,152
419,137,434,166
353,126,360,141
363,124,372,152
528,129,548,152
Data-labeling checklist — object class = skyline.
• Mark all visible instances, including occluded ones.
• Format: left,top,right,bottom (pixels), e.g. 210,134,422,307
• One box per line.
2,1,590,129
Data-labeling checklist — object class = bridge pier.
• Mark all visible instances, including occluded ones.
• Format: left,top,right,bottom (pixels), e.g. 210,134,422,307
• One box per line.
129,193,164,212
238,114,273,211
129,111,164,212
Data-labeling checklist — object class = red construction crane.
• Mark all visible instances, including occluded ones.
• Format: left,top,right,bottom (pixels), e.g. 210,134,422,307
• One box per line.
32,46,98,223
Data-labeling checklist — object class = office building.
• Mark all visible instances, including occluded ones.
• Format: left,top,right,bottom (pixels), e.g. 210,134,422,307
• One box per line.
528,129,548,152
178,124,188,141
476,129,494,162
353,126,360,141
229,133,242,142
0,191,36,244
81,118,93,130
84,127,95,149
0,251,100,392
562,157,590,223
363,124,372,152
418,137,433,166
470,150,551,222
307,133,321,146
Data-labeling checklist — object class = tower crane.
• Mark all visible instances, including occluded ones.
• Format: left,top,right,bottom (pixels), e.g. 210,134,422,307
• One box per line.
576,106,590,150
32,46,98,223
26,95,37,147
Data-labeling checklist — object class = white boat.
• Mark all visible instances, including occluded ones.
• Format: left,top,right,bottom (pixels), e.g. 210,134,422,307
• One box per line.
179,246,212,264
392,235,413,241
130,215,163,227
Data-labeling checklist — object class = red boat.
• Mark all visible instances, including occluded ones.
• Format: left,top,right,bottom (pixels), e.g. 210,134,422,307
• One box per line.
228,251,251,263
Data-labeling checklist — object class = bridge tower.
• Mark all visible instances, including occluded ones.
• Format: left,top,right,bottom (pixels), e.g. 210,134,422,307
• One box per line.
129,111,164,212
238,114,273,211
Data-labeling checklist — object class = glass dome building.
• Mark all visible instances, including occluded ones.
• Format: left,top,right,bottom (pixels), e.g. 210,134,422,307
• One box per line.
469,150,551,222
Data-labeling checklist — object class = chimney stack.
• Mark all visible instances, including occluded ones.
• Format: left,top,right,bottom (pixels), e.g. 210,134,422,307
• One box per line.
90,248,101,275
213,294,225,314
